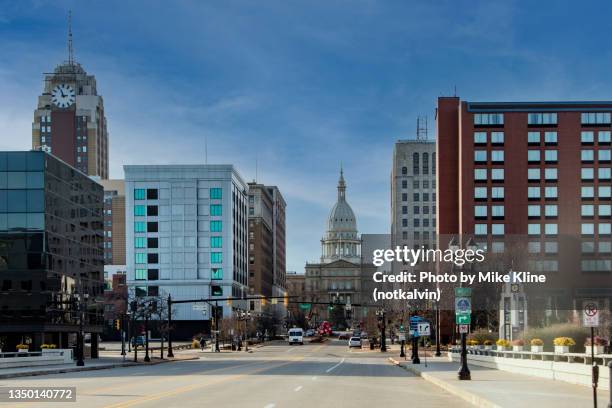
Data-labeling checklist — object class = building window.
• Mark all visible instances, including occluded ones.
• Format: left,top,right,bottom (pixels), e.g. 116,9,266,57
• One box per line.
210,188,222,199
544,205,558,217
402,206,408,215
147,253,158,264
211,268,223,280
582,168,595,180
210,204,222,216
135,222,146,233
544,186,558,199
491,224,504,235
148,238,158,248
528,224,541,235
413,153,419,175
528,113,557,125
544,132,558,144
474,187,487,200
581,150,595,162
413,219,420,227
134,205,146,216
474,113,504,126
402,219,408,227
528,132,540,144
134,189,146,200
491,205,504,218
402,166,408,175
134,286,146,297
423,153,429,174
146,189,158,200
402,180,408,189
474,224,487,235
581,112,611,125
581,205,595,217
599,131,611,144
211,236,222,248
135,253,147,264
544,224,558,235
544,150,558,163
599,223,611,235
474,151,487,163
211,252,223,264
599,186,612,198
581,131,595,144
599,168,611,180
599,204,611,217
528,150,541,163
147,205,158,216
528,205,541,218
599,150,611,162
474,132,487,144
474,206,487,218
491,168,504,181
413,193,420,202
491,132,504,144
135,237,146,248
545,168,558,181
474,169,487,181
581,186,595,199
402,193,408,202
413,206,420,214
528,168,540,181
423,193,429,201
491,150,504,163
211,286,223,296
528,241,541,253
528,187,540,200
545,241,558,253
147,222,158,233
135,269,147,280
491,187,504,200
581,223,595,235
148,269,159,280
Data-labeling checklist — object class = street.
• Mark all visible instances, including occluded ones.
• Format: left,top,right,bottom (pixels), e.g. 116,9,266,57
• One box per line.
0,340,470,408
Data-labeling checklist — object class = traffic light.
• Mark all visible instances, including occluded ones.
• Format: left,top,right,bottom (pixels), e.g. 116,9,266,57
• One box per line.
283,294,289,307
115,319,121,330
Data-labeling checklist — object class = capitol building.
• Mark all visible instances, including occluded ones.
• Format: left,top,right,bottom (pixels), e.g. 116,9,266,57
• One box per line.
304,168,371,327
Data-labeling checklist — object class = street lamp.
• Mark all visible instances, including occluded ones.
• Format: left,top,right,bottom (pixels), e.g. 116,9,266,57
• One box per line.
75,290,89,367
376,309,386,352
456,236,475,381
237,310,251,352
144,300,152,363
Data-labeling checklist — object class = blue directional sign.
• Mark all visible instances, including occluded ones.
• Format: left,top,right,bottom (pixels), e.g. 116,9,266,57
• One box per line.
409,316,424,338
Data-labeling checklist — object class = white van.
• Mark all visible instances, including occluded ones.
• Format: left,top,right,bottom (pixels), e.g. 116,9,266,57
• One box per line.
288,328,304,345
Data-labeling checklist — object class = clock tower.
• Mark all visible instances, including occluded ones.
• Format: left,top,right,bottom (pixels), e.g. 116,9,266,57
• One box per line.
32,13,109,179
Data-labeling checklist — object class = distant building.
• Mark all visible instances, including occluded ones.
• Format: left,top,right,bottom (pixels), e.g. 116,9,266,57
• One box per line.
0,151,104,352
304,169,366,328
31,36,109,179
285,271,305,322
124,164,249,338
391,139,437,250
247,183,287,321
98,179,126,267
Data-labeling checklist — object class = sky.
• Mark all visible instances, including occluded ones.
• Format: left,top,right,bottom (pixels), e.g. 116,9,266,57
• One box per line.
2,0,612,273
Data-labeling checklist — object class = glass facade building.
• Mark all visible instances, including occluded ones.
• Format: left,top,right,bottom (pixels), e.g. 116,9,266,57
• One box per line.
0,151,104,351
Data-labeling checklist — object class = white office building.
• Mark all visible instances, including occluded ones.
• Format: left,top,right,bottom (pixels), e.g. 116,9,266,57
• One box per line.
124,165,249,336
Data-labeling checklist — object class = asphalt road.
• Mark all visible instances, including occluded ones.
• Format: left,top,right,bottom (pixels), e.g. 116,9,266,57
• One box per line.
0,340,471,408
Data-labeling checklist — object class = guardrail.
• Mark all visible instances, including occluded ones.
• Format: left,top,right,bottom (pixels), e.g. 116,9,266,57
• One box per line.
450,346,612,366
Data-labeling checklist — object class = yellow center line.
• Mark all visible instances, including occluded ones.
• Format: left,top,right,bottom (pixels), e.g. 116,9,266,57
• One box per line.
102,355,306,408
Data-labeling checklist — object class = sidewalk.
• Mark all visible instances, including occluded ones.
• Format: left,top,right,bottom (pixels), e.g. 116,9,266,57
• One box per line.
0,351,199,379
389,356,610,408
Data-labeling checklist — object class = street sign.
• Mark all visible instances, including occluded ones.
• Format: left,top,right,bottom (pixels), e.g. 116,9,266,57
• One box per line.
299,303,312,311
417,322,431,336
456,314,471,325
582,300,599,327
454,287,472,297
398,332,406,341
455,297,471,314
458,324,470,334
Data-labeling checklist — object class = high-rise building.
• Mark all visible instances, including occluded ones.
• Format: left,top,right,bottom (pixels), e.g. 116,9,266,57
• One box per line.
247,183,286,298
124,165,249,338
0,151,104,352
436,97,612,335
391,139,437,250
32,21,109,178
98,179,126,267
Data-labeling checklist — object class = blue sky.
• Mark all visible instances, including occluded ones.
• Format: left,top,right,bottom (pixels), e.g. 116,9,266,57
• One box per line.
1,1,612,272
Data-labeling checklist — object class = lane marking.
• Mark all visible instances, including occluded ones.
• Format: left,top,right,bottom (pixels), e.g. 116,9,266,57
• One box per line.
325,357,345,373
102,357,305,408
285,347,295,352
294,386,303,392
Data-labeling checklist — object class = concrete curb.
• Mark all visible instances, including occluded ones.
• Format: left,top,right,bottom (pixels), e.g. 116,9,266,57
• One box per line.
0,354,200,379
388,357,503,408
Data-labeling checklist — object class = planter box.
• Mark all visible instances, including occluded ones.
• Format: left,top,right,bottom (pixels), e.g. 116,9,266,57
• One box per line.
17,349,29,353
584,346,605,355
512,346,524,352
531,345,544,353
554,345,570,354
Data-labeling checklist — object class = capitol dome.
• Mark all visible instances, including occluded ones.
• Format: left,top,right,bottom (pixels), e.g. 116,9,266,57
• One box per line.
321,168,361,264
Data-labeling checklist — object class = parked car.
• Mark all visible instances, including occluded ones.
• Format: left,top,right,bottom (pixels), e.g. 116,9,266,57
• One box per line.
305,329,316,337
338,332,351,340
288,328,304,345
348,337,362,348
360,332,368,339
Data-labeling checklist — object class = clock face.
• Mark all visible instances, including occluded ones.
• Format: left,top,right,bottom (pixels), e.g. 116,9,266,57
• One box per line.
51,84,76,108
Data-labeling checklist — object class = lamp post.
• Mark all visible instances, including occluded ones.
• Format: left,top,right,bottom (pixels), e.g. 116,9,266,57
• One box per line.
167,294,174,358
144,300,151,363
455,236,475,381
376,309,387,352
75,292,88,367
237,310,251,352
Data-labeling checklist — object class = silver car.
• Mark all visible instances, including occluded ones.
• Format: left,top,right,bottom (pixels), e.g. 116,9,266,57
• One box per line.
348,337,362,348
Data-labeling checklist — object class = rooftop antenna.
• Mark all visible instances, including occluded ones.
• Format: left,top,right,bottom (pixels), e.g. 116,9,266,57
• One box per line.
453,85,457,97
416,116,428,140
67,10,75,65
204,134,208,165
